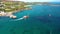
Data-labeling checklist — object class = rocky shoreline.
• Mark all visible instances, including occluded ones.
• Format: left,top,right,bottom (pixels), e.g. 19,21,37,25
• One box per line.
0,11,17,18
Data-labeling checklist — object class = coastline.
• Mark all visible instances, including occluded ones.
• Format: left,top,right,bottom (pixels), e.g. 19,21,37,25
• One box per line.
0,7,31,18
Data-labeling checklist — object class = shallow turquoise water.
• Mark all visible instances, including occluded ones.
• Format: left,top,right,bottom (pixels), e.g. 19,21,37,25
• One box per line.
0,5,60,34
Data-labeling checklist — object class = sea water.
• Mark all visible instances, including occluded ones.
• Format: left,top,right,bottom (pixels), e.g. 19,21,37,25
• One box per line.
0,3,60,34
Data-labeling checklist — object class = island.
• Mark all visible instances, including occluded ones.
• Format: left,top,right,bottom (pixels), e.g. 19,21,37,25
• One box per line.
0,1,32,18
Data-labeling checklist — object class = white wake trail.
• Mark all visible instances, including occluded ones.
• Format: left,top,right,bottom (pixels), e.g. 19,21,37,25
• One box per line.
14,17,24,21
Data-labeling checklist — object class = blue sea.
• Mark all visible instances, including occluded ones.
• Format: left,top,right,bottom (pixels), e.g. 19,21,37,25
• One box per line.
0,3,60,34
